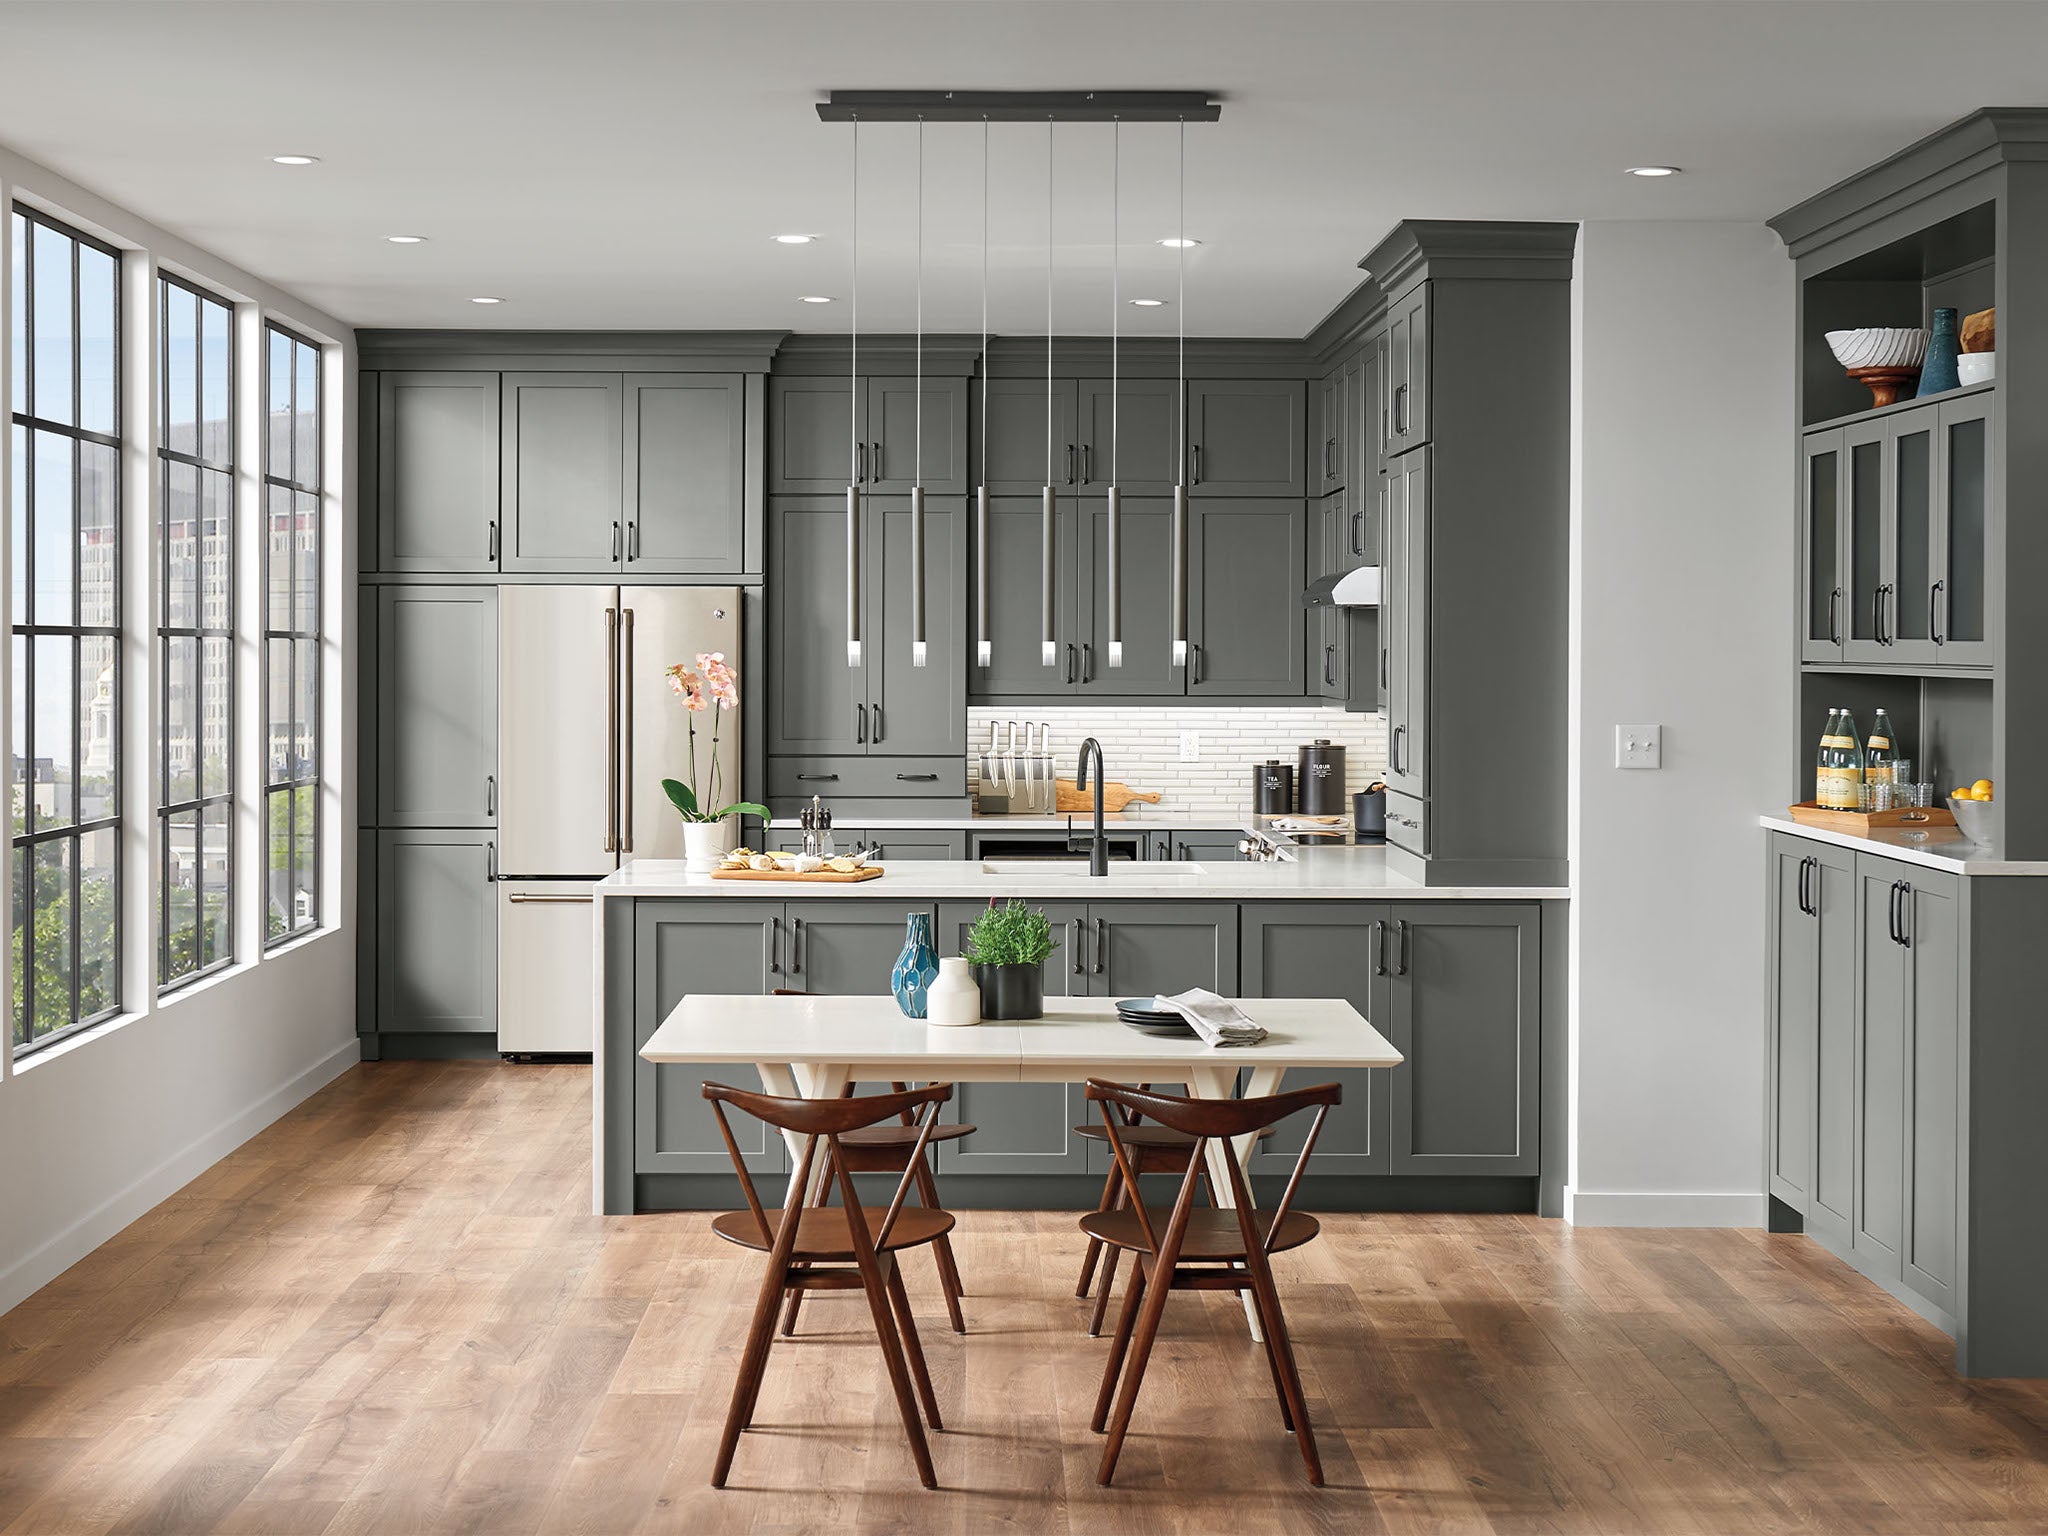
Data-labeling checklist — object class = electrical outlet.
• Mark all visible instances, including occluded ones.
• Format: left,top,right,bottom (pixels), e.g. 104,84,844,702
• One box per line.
1615,724,1662,769
1179,732,1201,763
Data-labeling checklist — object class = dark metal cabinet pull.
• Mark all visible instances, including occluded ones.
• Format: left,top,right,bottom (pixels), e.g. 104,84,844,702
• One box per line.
1065,643,1078,685
1190,443,1203,484
795,772,840,782
1092,917,1106,975
871,441,884,481
1324,644,1337,687
1930,580,1945,645
1796,856,1811,917
855,702,866,745
1391,723,1407,775
487,519,500,563
1350,509,1365,556
856,442,868,483
871,705,884,743
1189,642,1203,683
1372,919,1387,976
1080,642,1093,683
896,772,938,782
791,917,806,973
1081,443,1093,484
1393,918,1408,976
1395,383,1410,435
1380,646,1389,690
628,520,641,561
1828,587,1843,647
612,521,623,561
768,915,781,974
1066,444,1077,485
1071,918,1086,975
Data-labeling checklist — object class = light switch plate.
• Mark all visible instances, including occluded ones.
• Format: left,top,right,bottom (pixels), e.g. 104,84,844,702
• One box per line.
1615,724,1662,769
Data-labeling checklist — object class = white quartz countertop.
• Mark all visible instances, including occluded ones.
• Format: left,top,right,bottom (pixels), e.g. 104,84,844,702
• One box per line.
595,854,1566,901
765,811,1257,831
1758,814,2048,875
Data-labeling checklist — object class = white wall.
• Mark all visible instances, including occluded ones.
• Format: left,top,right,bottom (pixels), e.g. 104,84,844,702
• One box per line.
0,144,359,1314
1568,221,1794,1226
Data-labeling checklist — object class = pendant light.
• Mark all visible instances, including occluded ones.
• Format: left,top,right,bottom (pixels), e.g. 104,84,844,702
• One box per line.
1041,117,1058,670
1171,116,1190,671
910,115,929,668
846,114,863,669
976,117,992,669
1105,117,1124,668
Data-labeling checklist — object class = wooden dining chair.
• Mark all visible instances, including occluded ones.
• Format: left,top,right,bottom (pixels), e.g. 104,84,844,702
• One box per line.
702,1080,956,1490
1079,1077,1342,1487
768,990,972,1335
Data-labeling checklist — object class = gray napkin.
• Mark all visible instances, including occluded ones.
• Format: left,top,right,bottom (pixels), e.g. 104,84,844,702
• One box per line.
1152,988,1269,1048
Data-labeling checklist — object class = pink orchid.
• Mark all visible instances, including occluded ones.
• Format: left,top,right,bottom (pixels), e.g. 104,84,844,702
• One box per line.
699,651,739,711
665,663,709,713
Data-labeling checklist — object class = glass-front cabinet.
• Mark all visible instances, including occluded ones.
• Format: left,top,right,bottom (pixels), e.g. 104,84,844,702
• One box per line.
1936,396,1991,666
1802,430,1845,662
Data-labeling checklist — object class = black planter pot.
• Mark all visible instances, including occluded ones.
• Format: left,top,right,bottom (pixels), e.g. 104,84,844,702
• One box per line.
973,962,1044,1021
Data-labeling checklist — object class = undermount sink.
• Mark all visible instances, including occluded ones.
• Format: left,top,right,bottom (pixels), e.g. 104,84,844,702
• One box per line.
977,859,1207,877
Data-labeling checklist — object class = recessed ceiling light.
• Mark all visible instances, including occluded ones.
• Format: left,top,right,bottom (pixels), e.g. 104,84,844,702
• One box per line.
270,154,319,166
1625,165,1682,177
1156,237,1201,248
1128,298,1167,307
386,235,427,244
470,296,504,305
774,234,820,245
797,295,835,304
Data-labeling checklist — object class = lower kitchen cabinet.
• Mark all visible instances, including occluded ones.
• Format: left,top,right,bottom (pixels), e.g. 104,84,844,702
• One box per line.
1766,832,1857,1242
781,901,933,995
763,827,966,860
1090,902,1239,998
375,830,497,1036
1163,829,1250,862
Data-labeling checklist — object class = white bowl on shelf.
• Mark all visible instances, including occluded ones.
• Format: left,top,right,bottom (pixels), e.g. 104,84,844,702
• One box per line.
1948,795,1996,846
1824,327,1929,369
1958,351,1997,386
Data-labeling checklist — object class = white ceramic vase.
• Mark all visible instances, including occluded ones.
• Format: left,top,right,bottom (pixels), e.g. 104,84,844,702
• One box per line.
924,957,982,1028
683,820,733,873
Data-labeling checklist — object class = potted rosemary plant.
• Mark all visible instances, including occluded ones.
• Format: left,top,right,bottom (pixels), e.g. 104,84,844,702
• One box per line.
658,652,769,871
961,900,1058,1021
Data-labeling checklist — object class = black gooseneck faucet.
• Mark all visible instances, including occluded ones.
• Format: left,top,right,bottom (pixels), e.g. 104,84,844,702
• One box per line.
1075,737,1109,876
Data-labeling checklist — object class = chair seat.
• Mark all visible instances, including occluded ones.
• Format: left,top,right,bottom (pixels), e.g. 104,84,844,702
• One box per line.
841,1120,977,1148
1078,1205,1320,1259
1074,1123,1275,1147
712,1205,956,1259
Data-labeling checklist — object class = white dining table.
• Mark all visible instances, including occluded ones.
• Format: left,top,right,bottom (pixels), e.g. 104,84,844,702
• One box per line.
640,994,1402,1338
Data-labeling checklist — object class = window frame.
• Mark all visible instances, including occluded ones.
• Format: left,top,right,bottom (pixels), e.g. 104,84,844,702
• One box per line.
261,320,321,946
155,272,236,993
9,204,125,1053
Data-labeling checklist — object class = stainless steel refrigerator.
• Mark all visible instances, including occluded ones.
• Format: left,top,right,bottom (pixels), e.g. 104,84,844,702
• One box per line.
495,585,742,1053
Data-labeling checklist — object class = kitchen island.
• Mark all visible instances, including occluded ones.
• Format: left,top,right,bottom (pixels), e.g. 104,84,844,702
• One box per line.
594,854,1567,1219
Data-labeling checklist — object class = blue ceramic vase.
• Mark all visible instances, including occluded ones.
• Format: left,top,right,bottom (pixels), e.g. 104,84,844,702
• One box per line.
891,913,940,1019
1916,307,1961,398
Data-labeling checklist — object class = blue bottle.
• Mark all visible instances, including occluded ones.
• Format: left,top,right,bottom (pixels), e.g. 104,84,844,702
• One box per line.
891,913,940,1018
1916,307,1961,398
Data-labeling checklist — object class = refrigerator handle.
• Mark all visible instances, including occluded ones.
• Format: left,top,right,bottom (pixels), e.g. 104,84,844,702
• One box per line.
604,607,620,853
621,608,636,854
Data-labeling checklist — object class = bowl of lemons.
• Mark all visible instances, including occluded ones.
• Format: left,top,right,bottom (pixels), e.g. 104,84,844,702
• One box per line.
1948,779,1996,846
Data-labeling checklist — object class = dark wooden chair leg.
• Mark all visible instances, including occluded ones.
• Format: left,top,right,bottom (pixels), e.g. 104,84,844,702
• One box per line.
1098,1240,1184,1485
713,1252,793,1487
780,1149,835,1337
1244,1243,1321,1484
852,1235,938,1488
911,1157,967,1334
1088,1248,1122,1338
884,1255,945,1431
1243,1263,1296,1433
1090,1260,1148,1433
1074,1166,1121,1297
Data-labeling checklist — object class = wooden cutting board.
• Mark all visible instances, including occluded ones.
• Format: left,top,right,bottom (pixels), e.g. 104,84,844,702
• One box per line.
710,865,884,883
1055,778,1162,813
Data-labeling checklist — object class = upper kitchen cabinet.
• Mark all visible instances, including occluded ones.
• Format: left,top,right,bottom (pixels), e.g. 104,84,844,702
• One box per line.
868,374,970,494
1383,282,1430,457
1078,377,1180,495
623,373,755,575
1188,499,1307,697
1076,496,1181,696
767,374,858,492
980,375,1077,494
769,348,973,496
1187,379,1306,497
376,372,501,572
977,373,1179,496
970,496,1079,697
870,498,968,754
376,586,497,828
500,372,624,572
1314,365,1347,498
1801,429,1847,663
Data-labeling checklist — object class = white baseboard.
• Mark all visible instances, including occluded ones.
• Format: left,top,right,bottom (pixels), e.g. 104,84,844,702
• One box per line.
0,1038,360,1317
1563,1186,1767,1228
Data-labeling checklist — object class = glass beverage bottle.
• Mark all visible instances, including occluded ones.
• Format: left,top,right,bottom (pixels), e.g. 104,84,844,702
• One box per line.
1817,708,1865,811
1865,709,1899,789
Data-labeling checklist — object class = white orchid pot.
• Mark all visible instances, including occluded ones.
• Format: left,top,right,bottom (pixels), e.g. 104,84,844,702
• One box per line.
683,820,735,873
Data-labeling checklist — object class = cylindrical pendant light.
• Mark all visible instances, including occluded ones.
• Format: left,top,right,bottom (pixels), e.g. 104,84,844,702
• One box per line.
1171,115,1190,671
976,117,992,669
1041,116,1059,669
910,116,929,668
846,114,864,669
1106,117,1124,668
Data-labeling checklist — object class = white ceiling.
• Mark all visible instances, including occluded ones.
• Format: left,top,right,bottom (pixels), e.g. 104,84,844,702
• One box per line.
5,1,2048,336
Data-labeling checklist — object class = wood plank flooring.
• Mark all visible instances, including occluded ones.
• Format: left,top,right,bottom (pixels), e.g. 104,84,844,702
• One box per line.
3,1061,2047,1534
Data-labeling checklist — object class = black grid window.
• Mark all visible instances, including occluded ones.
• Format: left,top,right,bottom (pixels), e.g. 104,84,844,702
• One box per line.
157,275,234,990
9,206,123,1051
263,324,319,943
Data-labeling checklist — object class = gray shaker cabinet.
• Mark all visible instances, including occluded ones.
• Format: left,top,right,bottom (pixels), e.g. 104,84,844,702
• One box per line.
375,829,497,1036
1080,377,1181,495
768,375,860,493
375,586,496,828
1801,430,1847,663
766,498,864,755
1383,450,1430,797
1315,366,1347,498
1853,862,1909,1279
1384,281,1431,457
969,498,1080,697
376,371,501,572
500,372,624,573
1188,379,1306,498
1188,499,1308,697
979,376,1077,495
623,373,751,575
782,901,934,996
1076,496,1181,696
1089,902,1239,998
869,374,970,495
1765,833,1857,1230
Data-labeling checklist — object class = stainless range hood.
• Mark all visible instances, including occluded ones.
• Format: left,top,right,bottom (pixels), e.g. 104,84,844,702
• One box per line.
1302,565,1381,608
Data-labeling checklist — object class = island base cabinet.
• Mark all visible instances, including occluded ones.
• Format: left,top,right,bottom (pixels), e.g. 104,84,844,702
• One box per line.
781,901,934,997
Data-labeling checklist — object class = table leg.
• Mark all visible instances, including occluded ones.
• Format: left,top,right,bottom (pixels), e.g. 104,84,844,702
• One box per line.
1185,1064,1287,1340
756,1062,851,1206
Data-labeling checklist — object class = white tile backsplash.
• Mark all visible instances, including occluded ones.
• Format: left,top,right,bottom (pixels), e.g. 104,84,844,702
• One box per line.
967,706,1387,816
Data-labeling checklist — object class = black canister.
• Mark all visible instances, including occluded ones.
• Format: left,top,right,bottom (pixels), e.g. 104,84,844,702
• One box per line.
1253,760,1294,815
1353,786,1386,843
1298,739,1347,816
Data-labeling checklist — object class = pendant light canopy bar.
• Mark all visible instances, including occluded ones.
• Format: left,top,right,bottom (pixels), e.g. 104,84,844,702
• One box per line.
818,90,1219,122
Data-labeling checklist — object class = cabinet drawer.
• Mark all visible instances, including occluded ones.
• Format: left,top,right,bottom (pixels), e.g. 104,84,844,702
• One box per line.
1385,789,1428,854
767,757,966,800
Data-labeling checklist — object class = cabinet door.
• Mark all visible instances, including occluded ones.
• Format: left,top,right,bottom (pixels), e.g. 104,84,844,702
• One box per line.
1385,283,1430,456
1313,496,1348,702
376,586,496,827
1090,902,1239,998
1080,377,1181,496
1188,379,1306,498
1934,396,1991,665
1767,839,1817,1209
784,900,934,996
1808,844,1858,1245
1902,872,1961,1314
1344,346,1375,560
1239,903,1392,1174
979,376,1075,495
1800,431,1847,662
624,373,748,575
1314,368,1345,497
1077,496,1181,695
870,374,969,495
633,901,781,1174
1883,411,1940,663
1853,865,1907,1279
770,375,862,493
1188,500,1308,697
869,498,967,754
1842,421,1888,662
375,829,496,1035
970,497,1079,697
867,831,966,861
935,900,1093,1176
1389,904,1538,1175
501,373,623,573
1383,452,1429,795
1168,831,1249,863
377,372,500,572
766,499,864,755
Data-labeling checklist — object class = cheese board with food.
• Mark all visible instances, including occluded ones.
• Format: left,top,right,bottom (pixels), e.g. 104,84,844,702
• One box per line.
707,849,884,883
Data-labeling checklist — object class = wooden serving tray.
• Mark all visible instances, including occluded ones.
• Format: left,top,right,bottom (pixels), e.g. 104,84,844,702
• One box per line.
1054,778,1162,813
1786,801,1956,833
711,864,884,883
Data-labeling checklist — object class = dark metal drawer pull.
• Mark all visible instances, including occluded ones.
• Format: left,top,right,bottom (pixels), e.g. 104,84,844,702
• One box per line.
796,773,840,781
896,773,939,782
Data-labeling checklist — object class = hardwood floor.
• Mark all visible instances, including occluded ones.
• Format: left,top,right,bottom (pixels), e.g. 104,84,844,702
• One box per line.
4,1061,2047,1534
